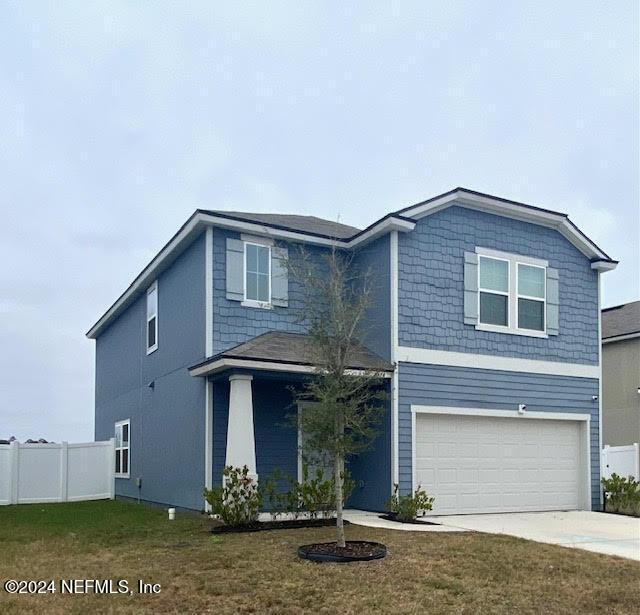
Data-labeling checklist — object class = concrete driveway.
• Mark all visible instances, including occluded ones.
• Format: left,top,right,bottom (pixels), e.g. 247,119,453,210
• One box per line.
421,511,640,561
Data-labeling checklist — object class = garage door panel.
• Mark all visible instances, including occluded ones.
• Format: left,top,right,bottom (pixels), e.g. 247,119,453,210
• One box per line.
415,413,583,515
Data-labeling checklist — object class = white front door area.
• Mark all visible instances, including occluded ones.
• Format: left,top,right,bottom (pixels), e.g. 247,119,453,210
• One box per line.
413,407,591,515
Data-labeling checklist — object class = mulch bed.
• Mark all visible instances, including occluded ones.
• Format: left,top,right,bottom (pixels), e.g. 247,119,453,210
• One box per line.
211,517,348,534
298,540,387,563
379,514,440,526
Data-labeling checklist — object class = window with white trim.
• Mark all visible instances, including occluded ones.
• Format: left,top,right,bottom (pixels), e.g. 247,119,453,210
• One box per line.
476,248,547,336
146,282,158,353
244,242,271,304
479,256,509,327
517,263,545,331
115,420,130,478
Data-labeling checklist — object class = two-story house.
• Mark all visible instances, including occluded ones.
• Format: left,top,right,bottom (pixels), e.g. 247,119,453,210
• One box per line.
88,188,617,514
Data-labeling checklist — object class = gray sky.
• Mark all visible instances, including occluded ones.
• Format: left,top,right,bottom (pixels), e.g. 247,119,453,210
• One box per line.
1,2,638,442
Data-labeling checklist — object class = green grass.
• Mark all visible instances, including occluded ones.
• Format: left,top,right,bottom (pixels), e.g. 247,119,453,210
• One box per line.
0,500,639,614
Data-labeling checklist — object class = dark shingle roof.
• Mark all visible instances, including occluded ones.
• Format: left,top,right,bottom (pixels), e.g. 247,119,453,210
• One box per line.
602,300,640,339
205,211,360,240
202,331,393,371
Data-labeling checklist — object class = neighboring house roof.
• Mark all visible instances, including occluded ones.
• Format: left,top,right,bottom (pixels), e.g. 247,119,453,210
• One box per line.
188,331,394,377
87,187,618,339
205,211,361,240
602,300,640,343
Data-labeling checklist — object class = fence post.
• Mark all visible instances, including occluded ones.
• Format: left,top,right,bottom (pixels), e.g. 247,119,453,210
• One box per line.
634,443,640,480
59,442,69,502
108,438,116,500
9,441,19,505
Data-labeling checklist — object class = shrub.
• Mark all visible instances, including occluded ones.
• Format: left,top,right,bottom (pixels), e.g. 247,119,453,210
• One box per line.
602,474,640,517
386,483,434,522
261,464,355,520
203,465,261,526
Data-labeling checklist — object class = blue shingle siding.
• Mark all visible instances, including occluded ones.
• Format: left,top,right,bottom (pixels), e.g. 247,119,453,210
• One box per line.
212,228,330,354
398,205,599,365
397,362,601,510
95,233,206,510
351,235,391,361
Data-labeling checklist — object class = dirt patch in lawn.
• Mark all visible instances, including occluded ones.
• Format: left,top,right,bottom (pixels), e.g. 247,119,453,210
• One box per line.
1,500,639,615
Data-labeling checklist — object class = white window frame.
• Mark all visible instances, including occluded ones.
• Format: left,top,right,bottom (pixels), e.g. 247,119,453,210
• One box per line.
115,419,130,479
478,255,510,328
146,281,158,354
475,247,548,339
516,262,546,332
242,241,272,309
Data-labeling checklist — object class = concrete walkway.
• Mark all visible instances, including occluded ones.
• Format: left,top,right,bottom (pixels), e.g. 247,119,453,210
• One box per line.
421,511,640,561
343,509,465,532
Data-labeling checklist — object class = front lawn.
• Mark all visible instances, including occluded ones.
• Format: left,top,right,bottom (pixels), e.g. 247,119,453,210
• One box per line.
0,500,638,614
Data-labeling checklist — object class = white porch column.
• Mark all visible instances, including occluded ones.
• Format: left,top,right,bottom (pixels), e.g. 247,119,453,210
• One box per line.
225,374,257,480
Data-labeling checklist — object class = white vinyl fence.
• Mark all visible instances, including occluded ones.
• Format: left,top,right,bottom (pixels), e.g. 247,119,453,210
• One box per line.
0,440,115,505
601,443,640,481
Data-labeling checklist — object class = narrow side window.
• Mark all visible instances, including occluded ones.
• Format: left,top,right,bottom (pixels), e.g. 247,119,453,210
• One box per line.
115,420,130,478
146,282,158,353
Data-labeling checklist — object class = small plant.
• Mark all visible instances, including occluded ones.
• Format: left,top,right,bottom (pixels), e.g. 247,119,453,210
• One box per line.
386,483,434,522
602,473,640,517
203,465,261,526
261,464,355,519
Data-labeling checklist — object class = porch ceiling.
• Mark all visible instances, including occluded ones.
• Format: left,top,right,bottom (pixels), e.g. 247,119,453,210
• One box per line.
188,331,394,378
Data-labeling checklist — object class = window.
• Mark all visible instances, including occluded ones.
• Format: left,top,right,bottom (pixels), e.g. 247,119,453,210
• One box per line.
115,420,130,478
475,248,548,337
517,264,545,331
244,242,271,304
146,282,158,353
479,256,509,327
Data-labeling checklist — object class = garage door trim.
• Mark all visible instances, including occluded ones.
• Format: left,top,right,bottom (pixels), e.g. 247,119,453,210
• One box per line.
410,405,592,512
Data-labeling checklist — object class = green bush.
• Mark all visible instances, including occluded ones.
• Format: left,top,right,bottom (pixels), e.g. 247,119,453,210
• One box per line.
386,483,434,522
602,473,640,517
261,464,354,520
203,465,261,526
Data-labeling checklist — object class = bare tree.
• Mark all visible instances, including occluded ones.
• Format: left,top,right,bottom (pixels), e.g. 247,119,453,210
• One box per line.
289,246,386,547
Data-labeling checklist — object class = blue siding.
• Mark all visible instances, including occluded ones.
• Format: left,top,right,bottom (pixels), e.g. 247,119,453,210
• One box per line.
95,233,206,510
398,362,601,510
398,205,599,365
352,235,391,361
212,228,330,354
212,376,298,487
347,383,392,511
212,373,391,512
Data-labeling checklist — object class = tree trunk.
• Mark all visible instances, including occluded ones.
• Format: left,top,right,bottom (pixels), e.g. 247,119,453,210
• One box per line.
334,451,345,547
334,407,346,548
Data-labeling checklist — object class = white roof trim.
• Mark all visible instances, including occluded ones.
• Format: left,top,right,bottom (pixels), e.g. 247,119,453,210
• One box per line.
400,189,614,263
602,332,640,344
87,189,613,339
86,212,414,338
188,356,393,378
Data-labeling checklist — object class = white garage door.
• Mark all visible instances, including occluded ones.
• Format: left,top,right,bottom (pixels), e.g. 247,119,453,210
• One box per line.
415,412,584,515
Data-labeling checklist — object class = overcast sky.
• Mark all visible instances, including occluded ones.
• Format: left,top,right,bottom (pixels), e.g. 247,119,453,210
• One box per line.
1,2,638,442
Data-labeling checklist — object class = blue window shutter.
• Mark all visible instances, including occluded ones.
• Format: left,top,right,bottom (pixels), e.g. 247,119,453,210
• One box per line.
271,246,289,307
464,251,479,325
546,267,559,335
226,238,244,301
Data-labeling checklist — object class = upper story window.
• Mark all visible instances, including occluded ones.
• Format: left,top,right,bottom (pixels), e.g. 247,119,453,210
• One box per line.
244,242,271,305
115,419,130,478
146,282,158,354
517,263,545,331
479,256,509,327
472,248,549,338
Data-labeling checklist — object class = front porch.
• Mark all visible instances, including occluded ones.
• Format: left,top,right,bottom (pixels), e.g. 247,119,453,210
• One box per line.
188,331,394,511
